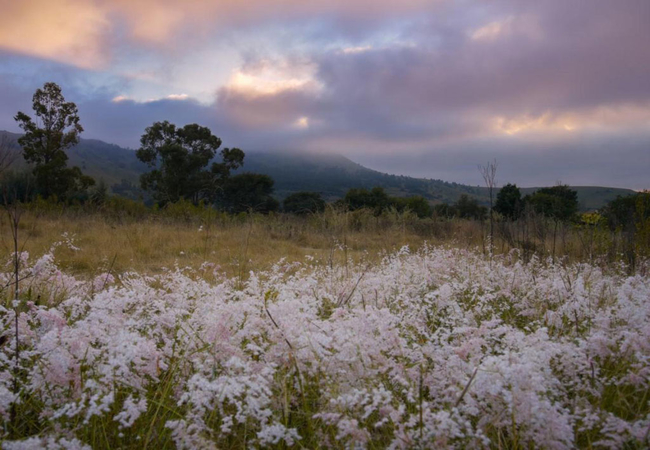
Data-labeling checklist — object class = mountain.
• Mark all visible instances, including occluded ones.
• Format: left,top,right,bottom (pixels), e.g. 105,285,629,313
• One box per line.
236,150,493,204
1,130,147,188
1,130,636,210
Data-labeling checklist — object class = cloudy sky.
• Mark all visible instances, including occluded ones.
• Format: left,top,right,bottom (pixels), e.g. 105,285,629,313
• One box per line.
1,0,649,189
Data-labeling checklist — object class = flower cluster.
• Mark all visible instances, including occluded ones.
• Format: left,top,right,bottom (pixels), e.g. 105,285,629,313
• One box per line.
1,246,648,448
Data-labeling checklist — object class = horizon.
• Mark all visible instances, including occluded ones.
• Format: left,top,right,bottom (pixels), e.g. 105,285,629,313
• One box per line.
1,0,649,190
0,128,641,193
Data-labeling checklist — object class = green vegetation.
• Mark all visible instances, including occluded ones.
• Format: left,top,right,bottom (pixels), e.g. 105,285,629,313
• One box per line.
525,184,579,222
494,183,522,220
13,82,94,200
283,191,326,215
136,121,244,205
221,173,279,213
342,187,432,218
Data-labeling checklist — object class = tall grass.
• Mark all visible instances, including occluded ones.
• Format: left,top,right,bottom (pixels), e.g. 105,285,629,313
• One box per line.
1,202,645,279
0,202,649,448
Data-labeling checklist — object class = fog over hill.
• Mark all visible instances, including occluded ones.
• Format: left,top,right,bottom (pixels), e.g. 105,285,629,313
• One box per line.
1,131,635,210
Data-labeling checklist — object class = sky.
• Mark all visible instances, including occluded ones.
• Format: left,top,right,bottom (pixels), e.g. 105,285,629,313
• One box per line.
0,0,649,189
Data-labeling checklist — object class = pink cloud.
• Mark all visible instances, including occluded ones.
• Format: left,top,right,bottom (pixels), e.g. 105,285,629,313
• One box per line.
0,0,111,68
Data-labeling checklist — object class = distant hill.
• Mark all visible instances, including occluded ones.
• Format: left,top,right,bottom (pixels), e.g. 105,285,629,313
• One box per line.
1,130,636,210
1,130,148,189
236,150,491,204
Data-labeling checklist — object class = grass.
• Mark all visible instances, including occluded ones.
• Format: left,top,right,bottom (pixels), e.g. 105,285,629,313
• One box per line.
1,204,649,448
3,203,639,282
0,207,442,280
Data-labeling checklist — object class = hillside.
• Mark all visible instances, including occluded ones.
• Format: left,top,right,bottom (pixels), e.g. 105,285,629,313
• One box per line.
236,150,490,203
1,131,636,209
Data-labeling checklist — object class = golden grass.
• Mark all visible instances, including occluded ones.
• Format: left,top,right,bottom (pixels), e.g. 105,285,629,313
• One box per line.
1,204,641,281
0,208,435,280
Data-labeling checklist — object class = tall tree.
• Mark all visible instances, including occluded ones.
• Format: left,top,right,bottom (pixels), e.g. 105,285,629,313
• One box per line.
525,184,579,260
14,82,94,199
136,121,244,205
525,185,578,222
221,173,279,213
494,183,522,220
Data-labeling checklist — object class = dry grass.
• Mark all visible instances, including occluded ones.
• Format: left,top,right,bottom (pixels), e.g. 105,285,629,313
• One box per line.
0,208,436,280
1,203,642,282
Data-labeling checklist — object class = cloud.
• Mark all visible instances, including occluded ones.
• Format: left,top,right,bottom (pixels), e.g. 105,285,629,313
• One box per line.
108,0,435,43
225,59,321,98
0,0,111,68
341,46,373,54
470,18,513,41
351,132,650,191
0,0,437,68
1,0,649,189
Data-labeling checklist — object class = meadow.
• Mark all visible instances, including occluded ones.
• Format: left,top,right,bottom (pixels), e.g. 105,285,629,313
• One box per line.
0,205,649,449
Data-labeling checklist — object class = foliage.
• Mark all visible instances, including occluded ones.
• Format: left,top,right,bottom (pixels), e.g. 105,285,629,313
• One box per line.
0,135,18,180
221,173,279,214
136,121,244,205
14,82,95,200
89,179,109,206
525,185,578,222
283,191,326,215
343,187,432,218
454,193,487,220
635,192,650,259
344,187,390,215
0,170,36,203
494,183,522,220
433,202,455,219
602,192,650,231
390,195,432,218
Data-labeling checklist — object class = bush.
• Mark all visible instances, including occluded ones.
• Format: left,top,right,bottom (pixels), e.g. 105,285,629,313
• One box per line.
283,192,326,215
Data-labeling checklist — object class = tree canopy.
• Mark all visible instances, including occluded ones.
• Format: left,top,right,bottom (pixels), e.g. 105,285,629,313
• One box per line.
602,191,650,231
283,192,326,215
344,187,390,215
455,194,487,220
14,82,94,199
525,185,578,222
494,183,522,220
221,173,279,214
391,196,432,218
136,121,244,205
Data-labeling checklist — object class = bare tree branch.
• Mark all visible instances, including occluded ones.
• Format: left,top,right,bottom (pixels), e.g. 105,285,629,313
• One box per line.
479,159,498,259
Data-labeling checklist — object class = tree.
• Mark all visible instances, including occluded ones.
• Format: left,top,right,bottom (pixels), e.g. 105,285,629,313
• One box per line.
525,185,579,261
601,193,650,231
405,196,432,218
525,185,578,222
283,192,326,215
136,121,244,205
434,202,456,219
494,183,522,220
0,135,18,180
222,173,279,214
391,196,432,218
479,160,498,246
14,82,94,199
344,187,390,215
455,194,487,220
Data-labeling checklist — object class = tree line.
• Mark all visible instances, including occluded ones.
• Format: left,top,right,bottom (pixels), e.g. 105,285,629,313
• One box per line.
2,82,283,213
2,82,648,233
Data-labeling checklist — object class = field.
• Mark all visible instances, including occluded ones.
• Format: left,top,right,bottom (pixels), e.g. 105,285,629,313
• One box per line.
1,208,649,449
